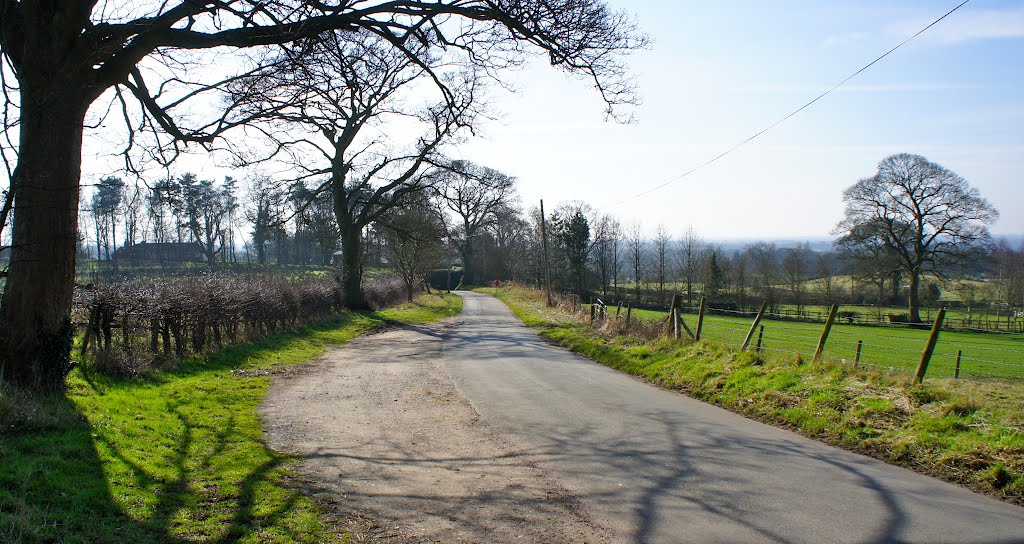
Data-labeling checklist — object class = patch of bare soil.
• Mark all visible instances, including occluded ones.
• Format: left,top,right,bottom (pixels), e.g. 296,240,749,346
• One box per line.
260,322,615,543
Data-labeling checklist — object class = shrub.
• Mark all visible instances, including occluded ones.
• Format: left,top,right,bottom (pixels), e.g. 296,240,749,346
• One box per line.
75,273,407,376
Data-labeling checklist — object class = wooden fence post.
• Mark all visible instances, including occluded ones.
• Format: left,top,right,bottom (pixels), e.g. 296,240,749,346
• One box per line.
741,301,768,351
913,307,946,384
667,293,694,340
695,296,706,341
667,294,680,338
679,310,694,340
670,294,681,311
813,304,839,363
954,350,962,379
854,340,863,368
755,325,764,353
625,302,632,327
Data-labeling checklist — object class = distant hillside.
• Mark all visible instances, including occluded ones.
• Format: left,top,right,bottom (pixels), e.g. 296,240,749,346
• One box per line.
709,234,1023,254
711,237,834,253
994,234,1024,248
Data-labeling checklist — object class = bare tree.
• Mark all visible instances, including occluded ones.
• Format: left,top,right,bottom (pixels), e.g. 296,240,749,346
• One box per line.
168,173,235,266
782,244,810,315
0,0,645,391
229,30,479,306
701,245,726,301
747,242,780,312
220,177,242,263
732,251,750,310
122,180,143,250
653,225,670,306
592,215,620,297
677,227,705,308
991,240,1024,313
287,180,337,266
625,222,645,304
91,176,125,262
435,161,516,285
840,226,903,321
815,251,840,307
835,154,998,322
381,193,448,302
488,202,531,281
245,175,285,266
147,178,175,244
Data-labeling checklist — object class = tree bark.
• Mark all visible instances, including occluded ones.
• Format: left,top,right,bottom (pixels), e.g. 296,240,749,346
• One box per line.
0,86,88,391
460,242,475,286
908,269,922,323
339,223,367,309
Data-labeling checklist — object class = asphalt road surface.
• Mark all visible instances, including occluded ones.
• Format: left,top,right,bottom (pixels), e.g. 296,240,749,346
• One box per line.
261,291,1024,543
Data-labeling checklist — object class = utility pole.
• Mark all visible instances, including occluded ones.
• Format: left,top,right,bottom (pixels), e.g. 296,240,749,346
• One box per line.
540,199,552,306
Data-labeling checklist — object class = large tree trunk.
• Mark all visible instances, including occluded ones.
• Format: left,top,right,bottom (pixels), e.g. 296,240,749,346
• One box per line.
460,242,475,286
339,223,367,309
0,88,88,391
203,231,217,266
405,279,415,303
255,234,266,265
908,269,922,323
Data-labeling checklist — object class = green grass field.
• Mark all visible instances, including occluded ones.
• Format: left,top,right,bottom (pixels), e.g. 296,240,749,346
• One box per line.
612,273,1022,333
0,293,462,543
617,306,1024,380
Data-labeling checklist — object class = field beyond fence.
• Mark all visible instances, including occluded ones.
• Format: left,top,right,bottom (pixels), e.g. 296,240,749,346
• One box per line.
580,296,1024,382
596,284,1023,335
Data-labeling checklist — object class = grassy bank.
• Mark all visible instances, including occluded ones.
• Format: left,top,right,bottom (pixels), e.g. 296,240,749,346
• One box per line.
0,293,462,543
479,285,1024,505
619,305,1024,379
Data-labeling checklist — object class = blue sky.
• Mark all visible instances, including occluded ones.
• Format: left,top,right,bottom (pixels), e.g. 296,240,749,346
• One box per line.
455,0,1024,239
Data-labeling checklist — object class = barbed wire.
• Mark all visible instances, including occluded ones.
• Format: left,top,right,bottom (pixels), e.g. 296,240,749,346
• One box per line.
956,356,1024,369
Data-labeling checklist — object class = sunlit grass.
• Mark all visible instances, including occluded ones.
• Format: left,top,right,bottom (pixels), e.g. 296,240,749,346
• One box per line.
0,292,461,543
613,305,1024,379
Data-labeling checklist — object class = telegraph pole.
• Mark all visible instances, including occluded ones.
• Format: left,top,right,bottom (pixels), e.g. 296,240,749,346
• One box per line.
540,199,553,306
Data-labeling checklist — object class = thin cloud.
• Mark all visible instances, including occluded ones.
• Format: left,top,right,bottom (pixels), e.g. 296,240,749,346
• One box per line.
731,82,988,94
893,7,1024,44
823,32,868,48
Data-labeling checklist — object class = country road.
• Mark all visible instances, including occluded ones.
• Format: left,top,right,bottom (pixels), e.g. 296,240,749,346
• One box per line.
261,292,1024,543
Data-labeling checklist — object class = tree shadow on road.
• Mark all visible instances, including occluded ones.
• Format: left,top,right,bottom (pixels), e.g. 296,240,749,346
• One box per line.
289,404,1024,544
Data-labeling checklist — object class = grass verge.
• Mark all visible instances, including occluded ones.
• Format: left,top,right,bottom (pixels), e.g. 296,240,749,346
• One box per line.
618,305,1024,379
0,292,462,543
478,285,1024,505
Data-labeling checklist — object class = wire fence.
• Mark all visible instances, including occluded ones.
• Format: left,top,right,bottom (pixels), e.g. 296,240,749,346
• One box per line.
581,297,1024,382
602,286,1024,334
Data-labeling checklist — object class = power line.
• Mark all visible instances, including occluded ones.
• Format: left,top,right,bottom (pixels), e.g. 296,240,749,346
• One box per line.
614,0,973,205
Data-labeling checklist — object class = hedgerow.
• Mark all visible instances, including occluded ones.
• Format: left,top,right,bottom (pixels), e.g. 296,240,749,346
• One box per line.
74,273,406,376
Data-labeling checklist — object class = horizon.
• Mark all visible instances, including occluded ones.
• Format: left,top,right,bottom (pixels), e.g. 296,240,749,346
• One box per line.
454,0,1024,239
